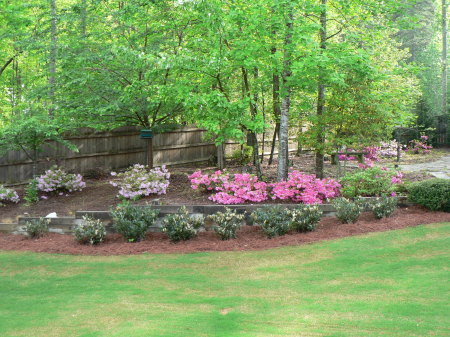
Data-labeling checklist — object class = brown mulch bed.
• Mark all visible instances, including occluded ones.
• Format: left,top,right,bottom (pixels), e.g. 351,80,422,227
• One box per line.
1,206,449,256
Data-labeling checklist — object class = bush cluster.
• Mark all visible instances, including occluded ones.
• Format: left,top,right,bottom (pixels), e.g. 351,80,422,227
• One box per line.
36,166,86,194
252,205,321,239
208,207,244,240
189,170,340,205
332,198,364,224
0,184,20,206
340,167,403,198
162,206,204,242
408,179,450,212
74,216,106,245
110,164,170,200
24,218,49,238
111,201,159,242
369,196,398,219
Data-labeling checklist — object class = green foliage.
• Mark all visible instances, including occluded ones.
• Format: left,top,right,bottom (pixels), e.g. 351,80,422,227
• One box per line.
162,206,204,242
24,218,49,239
24,179,39,205
408,179,450,212
251,206,291,239
369,196,398,219
74,216,106,245
340,167,396,198
111,202,159,242
230,145,253,165
208,208,244,240
333,198,364,224
290,205,322,232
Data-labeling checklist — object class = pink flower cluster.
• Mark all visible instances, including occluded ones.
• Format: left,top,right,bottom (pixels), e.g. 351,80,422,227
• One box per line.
391,171,403,184
110,164,170,200
189,170,341,205
271,171,341,204
36,166,86,194
0,184,20,205
339,146,380,167
407,136,433,154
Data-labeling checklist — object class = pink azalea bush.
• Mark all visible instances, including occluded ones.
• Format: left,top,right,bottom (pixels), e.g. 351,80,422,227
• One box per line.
189,170,341,205
110,164,170,200
407,135,433,154
0,184,20,206
36,166,86,194
339,146,380,168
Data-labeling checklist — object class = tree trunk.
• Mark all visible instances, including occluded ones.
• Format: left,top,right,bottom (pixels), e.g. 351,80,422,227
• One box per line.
442,0,448,117
315,0,327,179
48,0,57,117
80,0,87,38
268,122,279,165
217,143,225,170
277,2,293,182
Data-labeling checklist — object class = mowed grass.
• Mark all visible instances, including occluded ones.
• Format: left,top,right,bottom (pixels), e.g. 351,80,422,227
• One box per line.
0,223,449,337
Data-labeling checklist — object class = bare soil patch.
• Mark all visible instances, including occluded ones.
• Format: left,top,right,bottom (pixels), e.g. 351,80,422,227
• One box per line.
1,206,448,256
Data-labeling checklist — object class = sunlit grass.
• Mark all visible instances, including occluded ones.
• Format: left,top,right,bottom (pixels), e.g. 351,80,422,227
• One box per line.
1,223,449,336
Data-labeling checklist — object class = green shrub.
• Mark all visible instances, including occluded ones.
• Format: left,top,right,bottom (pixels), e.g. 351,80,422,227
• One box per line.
408,179,450,212
340,167,397,198
111,201,159,242
369,196,398,219
25,218,49,238
290,204,322,232
24,179,39,205
333,198,364,224
230,145,253,165
208,207,244,240
252,206,291,239
74,216,106,245
162,206,204,242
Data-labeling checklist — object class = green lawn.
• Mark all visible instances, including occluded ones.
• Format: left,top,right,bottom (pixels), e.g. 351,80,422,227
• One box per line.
1,223,449,337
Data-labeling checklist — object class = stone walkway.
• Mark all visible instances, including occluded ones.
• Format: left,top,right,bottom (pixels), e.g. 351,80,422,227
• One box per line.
399,154,450,179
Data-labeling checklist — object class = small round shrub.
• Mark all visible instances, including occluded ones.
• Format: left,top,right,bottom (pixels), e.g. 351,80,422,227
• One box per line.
162,206,204,242
0,184,20,206
36,166,86,194
408,179,450,212
290,204,322,232
25,218,49,238
24,179,39,205
333,198,364,224
340,167,402,198
111,201,159,242
252,206,292,239
208,207,244,240
74,216,106,245
369,196,398,219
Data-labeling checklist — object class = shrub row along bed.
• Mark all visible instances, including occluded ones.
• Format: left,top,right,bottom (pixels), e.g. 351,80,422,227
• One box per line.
23,198,400,246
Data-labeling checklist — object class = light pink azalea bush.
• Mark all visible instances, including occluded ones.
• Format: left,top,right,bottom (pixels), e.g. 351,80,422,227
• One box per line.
110,164,170,200
0,184,20,206
407,135,433,154
36,166,86,194
188,170,341,205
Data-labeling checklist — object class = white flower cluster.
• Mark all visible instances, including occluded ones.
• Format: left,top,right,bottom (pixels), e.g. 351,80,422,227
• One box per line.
0,184,20,205
110,164,170,200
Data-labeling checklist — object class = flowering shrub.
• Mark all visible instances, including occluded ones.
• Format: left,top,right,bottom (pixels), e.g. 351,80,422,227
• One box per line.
407,135,433,154
37,166,86,194
379,140,403,158
162,206,204,242
271,171,340,204
0,184,20,206
369,196,398,219
332,198,364,224
189,170,340,205
208,208,245,240
338,146,380,168
290,204,322,232
340,167,403,198
110,164,170,200
252,206,291,239
74,216,106,245
24,218,49,238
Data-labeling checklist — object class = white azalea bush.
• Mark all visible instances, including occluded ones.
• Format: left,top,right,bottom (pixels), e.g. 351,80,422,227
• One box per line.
0,184,20,206
74,216,106,245
36,166,86,194
208,208,245,240
110,164,170,200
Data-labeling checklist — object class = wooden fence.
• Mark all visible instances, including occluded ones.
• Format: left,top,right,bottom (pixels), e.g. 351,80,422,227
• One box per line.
0,126,217,184
0,125,300,184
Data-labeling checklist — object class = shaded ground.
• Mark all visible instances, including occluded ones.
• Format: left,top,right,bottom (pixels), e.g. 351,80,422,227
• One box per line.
400,153,450,179
0,152,434,223
1,206,449,255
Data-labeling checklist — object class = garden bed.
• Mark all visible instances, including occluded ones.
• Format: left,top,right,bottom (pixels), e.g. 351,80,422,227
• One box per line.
1,206,449,255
